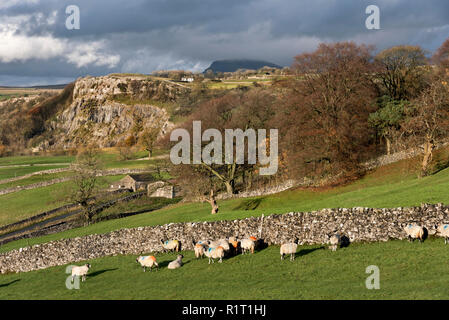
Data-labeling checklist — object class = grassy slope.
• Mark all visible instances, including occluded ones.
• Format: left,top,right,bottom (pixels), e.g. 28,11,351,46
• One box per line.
0,165,69,180
1,238,449,299
0,155,74,166
0,155,447,253
0,175,125,226
0,171,74,190
0,149,164,225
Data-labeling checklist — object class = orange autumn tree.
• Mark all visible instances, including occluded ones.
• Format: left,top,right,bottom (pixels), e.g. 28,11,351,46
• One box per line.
275,42,378,182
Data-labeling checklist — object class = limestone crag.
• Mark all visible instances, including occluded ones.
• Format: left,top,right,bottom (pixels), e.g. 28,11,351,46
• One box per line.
36,76,188,150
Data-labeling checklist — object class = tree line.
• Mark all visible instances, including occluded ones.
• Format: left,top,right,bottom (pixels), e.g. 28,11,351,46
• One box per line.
164,38,449,210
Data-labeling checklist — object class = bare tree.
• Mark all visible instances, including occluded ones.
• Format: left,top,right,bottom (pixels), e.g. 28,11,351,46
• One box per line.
401,75,449,177
171,164,219,214
375,45,428,100
69,146,103,224
139,126,161,159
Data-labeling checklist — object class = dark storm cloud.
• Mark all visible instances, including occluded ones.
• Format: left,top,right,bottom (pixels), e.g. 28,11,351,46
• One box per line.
1,0,448,86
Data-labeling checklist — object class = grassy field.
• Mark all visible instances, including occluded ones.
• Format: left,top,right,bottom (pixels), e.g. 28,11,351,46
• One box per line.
0,155,74,166
1,149,449,299
1,238,449,299
0,171,74,190
0,175,125,226
0,154,446,253
0,149,162,180
0,165,69,180
0,148,169,229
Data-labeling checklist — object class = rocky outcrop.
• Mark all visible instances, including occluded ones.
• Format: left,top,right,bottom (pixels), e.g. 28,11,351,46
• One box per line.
1,203,448,274
35,75,189,150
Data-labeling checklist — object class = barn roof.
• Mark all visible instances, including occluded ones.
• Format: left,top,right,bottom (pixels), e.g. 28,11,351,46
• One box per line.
126,173,155,182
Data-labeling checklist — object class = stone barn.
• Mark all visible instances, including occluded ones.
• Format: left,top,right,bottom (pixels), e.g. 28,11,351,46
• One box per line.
110,174,154,192
147,180,181,199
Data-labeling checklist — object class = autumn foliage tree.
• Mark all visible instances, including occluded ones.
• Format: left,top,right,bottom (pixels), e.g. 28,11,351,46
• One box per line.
374,45,428,100
433,37,449,69
277,42,378,182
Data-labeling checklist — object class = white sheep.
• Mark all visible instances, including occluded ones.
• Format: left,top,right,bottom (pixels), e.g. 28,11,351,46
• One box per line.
161,239,180,252
435,224,449,244
240,237,257,254
207,240,221,249
193,241,207,259
217,239,230,253
404,223,425,243
204,246,225,264
280,240,298,261
328,234,341,251
168,254,184,269
136,255,159,272
71,263,91,282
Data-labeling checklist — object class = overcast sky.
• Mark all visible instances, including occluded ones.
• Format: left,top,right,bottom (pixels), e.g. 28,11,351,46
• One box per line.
1,0,448,86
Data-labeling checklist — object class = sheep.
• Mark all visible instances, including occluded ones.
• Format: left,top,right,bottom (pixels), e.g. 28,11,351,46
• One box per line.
193,240,207,259
136,255,159,272
71,264,91,282
204,246,225,264
217,239,230,253
328,234,341,252
168,254,184,269
280,240,298,261
207,240,221,249
228,237,240,255
404,223,425,243
240,237,257,254
435,224,449,244
161,239,180,252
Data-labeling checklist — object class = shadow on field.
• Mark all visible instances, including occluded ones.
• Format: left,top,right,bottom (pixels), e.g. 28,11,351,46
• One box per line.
89,268,118,278
296,246,325,258
0,279,20,287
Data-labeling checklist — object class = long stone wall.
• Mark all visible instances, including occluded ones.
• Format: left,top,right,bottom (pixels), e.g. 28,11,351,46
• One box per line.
1,203,448,274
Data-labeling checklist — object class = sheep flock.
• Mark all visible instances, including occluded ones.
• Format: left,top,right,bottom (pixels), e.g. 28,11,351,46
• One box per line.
70,222,449,280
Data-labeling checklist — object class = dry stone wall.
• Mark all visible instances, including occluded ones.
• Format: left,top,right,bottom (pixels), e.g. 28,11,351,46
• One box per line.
1,203,448,274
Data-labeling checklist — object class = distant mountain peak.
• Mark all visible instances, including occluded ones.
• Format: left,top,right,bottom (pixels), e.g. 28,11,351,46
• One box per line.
204,59,282,73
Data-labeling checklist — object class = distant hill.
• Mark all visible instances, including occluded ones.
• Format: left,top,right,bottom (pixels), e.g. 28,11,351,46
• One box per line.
204,59,282,73
0,84,68,90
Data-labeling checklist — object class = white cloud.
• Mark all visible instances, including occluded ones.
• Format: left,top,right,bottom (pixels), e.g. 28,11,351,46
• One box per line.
0,30,66,62
66,41,120,68
0,12,120,68
0,0,39,10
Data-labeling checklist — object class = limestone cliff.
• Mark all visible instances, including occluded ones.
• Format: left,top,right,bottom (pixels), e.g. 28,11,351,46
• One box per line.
34,75,189,150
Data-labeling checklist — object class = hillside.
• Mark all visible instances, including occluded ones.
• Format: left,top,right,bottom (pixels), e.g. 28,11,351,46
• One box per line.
2,150,449,253
204,59,282,73
23,76,190,151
